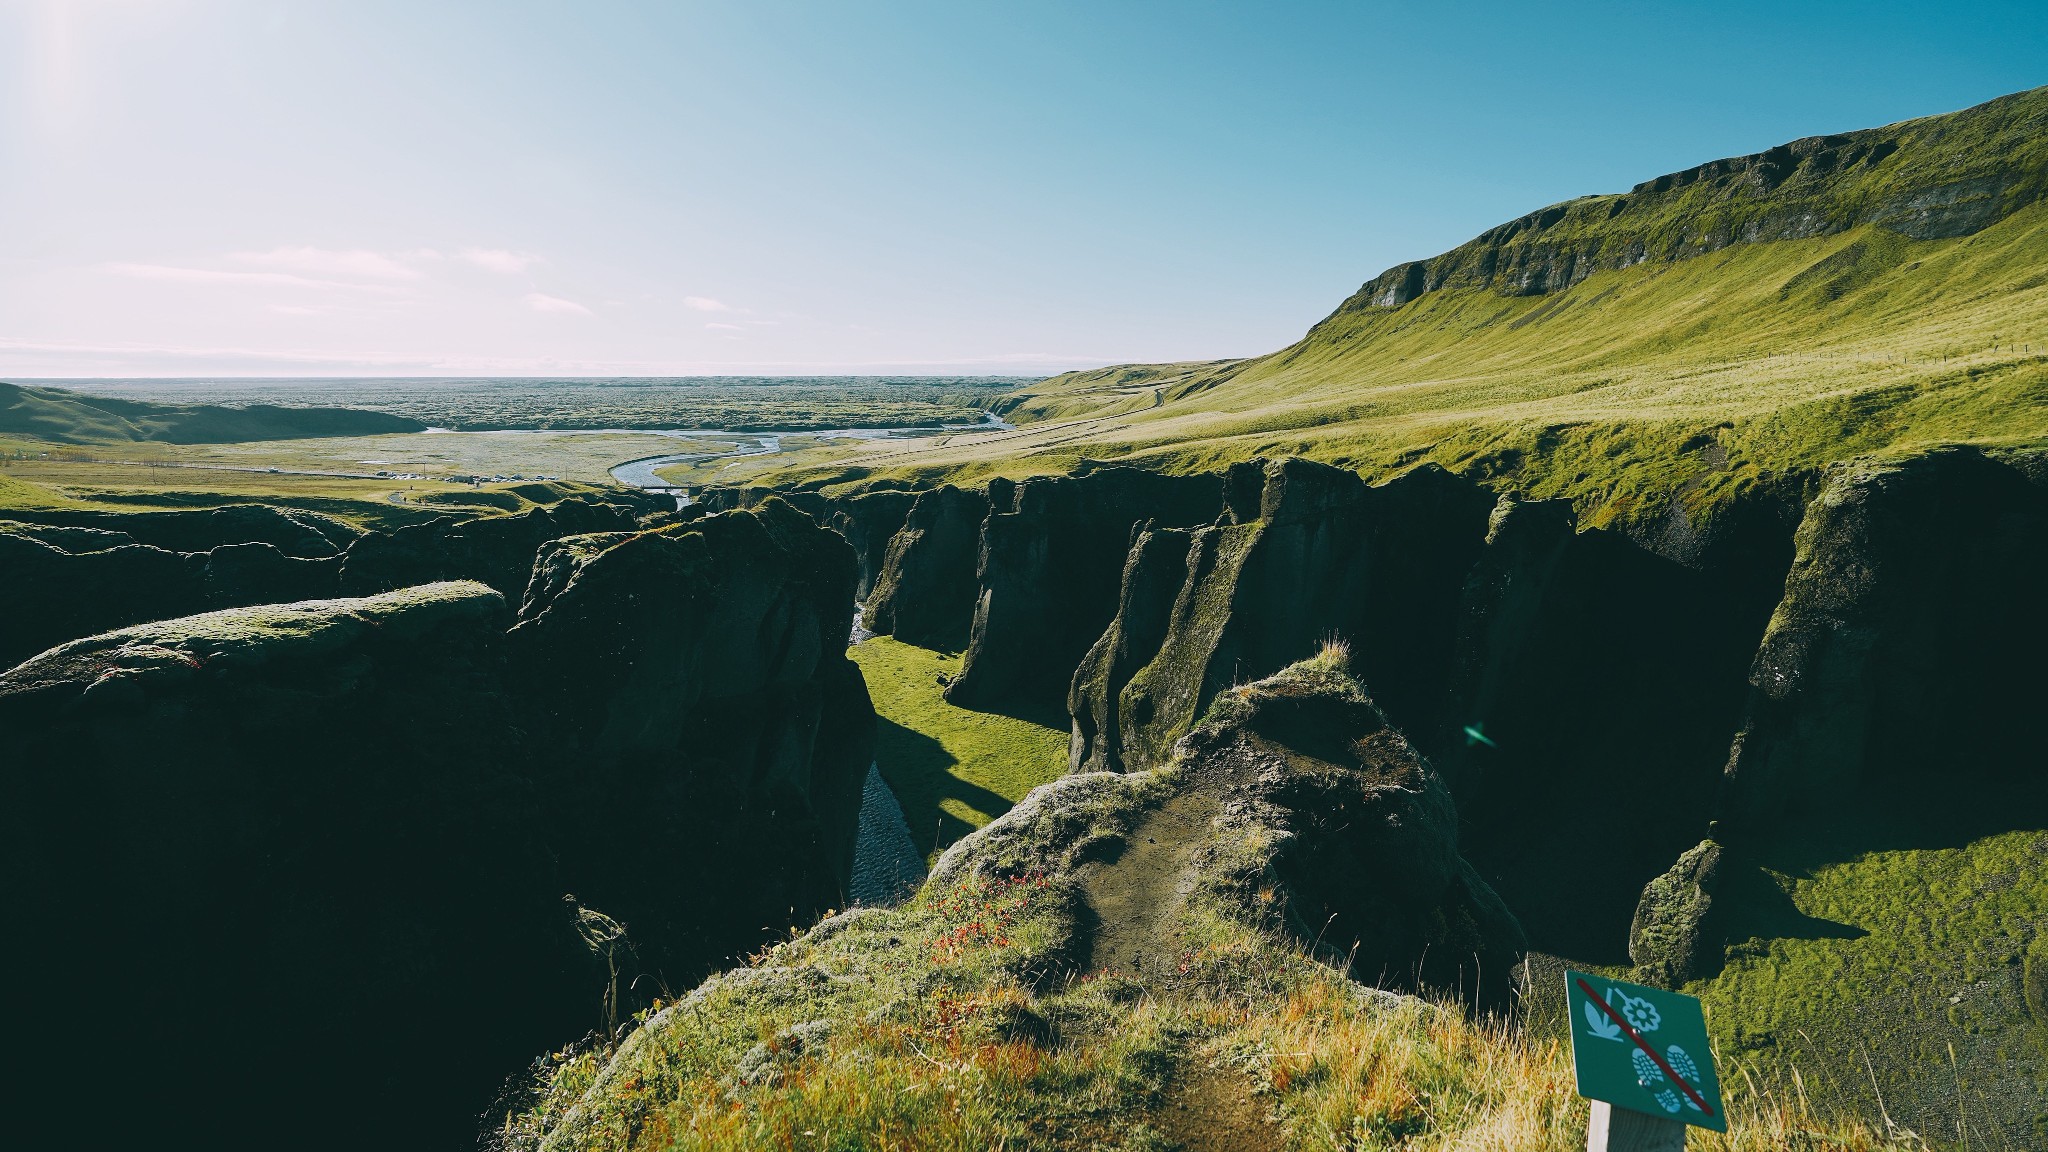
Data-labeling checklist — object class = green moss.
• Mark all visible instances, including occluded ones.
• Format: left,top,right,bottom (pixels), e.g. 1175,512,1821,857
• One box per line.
849,635,1069,857
1693,829,2048,1141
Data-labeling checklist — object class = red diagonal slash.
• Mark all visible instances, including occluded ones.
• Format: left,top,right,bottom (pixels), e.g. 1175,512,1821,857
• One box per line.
1576,978,1715,1117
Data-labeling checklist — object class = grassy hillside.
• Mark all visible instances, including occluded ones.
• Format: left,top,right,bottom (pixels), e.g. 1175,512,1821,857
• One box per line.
851,636,1070,858
759,87,2048,532
0,381,426,444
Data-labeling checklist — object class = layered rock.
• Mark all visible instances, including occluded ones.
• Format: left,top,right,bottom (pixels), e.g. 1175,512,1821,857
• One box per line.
2,501,357,557
1067,458,1493,775
863,483,990,649
1719,448,2048,835
0,502,878,1148
508,497,874,979
338,496,640,602
0,584,590,1149
1435,495,1773,963
0,522,348,670
944,468,1222,714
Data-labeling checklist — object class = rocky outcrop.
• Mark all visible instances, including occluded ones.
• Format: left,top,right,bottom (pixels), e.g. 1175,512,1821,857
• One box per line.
863,483,990,649
946,652,1524,1006
829,489,917,601
1436,495,1774,963
0,521,349,670
1628,839,1723,988
0,502,878,1148
338,496,640,602
945,468,1222,714
0,584,592,1149
508,497,874,980
1,501,358,556
1719,448,2048,834
1067,458,1493,775
1067,525,1200,773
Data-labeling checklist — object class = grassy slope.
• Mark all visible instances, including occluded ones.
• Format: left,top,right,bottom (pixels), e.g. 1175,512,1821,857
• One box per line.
850,636,1070,857
1697,830,2048,1146
758,91,2048,535
0,381,424,443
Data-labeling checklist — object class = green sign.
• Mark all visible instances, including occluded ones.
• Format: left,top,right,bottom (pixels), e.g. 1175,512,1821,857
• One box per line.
1565,969,1727,1132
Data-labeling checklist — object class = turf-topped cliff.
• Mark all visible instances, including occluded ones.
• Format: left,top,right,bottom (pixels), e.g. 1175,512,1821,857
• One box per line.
498,655,1551,1151
0,503,876,1150
755,87,2048,536
0,380,426,442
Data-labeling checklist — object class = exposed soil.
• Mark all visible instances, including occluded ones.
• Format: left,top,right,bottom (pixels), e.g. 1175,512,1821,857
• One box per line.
1076,782,1281,1149
1151,1062,1275,1152
1080,788,1218,977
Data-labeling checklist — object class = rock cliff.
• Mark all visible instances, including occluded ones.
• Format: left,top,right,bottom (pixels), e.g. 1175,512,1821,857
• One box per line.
945,468,1222,715
508,498,875,980
0,584,590,1149
862,483,990,649
0,502,877,1148
1067,458,1493,776
339,496,641,602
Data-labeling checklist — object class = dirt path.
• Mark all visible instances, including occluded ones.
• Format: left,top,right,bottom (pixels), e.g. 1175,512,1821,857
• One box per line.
1081,788,1218,976
1077,784,1281,1149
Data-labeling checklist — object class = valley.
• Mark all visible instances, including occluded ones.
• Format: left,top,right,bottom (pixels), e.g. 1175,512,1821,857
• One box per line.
2,85,2045,1151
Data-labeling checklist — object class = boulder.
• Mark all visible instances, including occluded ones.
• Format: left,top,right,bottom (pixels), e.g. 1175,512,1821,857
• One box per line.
863,484,989,649
1628,839,1723,988
944,469,1222,715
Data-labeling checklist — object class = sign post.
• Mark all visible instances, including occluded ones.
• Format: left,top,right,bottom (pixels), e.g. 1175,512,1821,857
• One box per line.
1565,970,1727,1151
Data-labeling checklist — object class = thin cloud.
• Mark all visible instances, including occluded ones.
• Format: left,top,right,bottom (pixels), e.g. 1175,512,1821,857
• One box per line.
683,296,733,312
103,262,398,292
705,322,743,331
231,246,424,280
525,293,593,316
460,248,540,274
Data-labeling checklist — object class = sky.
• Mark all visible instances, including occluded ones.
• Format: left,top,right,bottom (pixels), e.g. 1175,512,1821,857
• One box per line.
1,1,2042,379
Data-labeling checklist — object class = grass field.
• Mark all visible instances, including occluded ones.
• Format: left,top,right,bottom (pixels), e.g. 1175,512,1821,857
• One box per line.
1696,828,2048,1147
849,635,1070,858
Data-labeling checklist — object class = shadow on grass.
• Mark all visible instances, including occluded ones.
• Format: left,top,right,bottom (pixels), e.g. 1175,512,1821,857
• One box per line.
871,716,1016,859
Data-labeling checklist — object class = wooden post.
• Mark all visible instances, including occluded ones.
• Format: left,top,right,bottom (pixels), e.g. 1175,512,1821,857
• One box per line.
1587,1101,1686,1151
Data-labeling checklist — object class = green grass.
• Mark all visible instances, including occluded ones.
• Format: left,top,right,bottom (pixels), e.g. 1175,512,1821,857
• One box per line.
500,771,1904,1152
750,91,2048,536
850,635,1070,857
1694,829,2048,1147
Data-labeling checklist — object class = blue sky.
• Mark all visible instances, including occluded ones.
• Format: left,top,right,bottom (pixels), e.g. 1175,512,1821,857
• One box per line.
2,0,2041,377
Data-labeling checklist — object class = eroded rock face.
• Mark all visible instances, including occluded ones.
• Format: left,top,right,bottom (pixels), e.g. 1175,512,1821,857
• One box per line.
945,469,1222,714
0,522,348,671
1067,458,1492,775
1,501,357,556
338,496,640,603
830,489,918,602
1720,449,2048,835
863,484,989,649
1437,495,1773,964
1628,839,1722,988
509,498,874,981
0,584,591,1150
0,503,879,1148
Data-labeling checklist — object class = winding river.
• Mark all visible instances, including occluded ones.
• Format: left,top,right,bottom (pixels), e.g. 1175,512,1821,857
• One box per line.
607,413,1012,492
